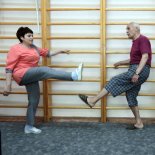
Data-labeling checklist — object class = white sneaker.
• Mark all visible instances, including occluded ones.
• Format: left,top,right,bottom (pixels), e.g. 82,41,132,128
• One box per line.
24,126,42,134
76,63,83,80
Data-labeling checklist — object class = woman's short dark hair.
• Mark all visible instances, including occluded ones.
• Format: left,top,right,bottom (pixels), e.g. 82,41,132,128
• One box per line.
16,27,33,42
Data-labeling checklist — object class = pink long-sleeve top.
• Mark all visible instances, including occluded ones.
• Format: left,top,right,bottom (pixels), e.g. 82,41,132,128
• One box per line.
6,44,49,84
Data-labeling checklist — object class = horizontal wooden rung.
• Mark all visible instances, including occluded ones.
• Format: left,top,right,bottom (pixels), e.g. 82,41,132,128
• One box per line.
0,92,27,94
47,8,100,11
106,65,155,68
106,80,155,83
0,78,5,80
47,92,155,96
48,91,98,95
48,64,100,68
47,36,100,39
107,106,155,110
106,51,129,54
1,78,155,83
0,49,101,54
108,93,155,96
0,92,43,95
106,8,155,11
48,22,100,25
0,8,40,11
1,36,155,40
48,106,100,109
1,50,155,54
106,51,155,54
0,77,101,82
0,91,153,97
0,36,41,39
106,50,155,54
0,64,6,67
1,64,155,69
48,78,101,82
0,105,43,108
106,65,129,68
0,22,40,25
107,36,155,40
106,22,155,25
68,50,100,54
2,7,154,12
0,51,8,53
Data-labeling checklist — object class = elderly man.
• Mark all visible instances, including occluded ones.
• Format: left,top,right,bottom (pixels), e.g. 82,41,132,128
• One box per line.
79,22,152,130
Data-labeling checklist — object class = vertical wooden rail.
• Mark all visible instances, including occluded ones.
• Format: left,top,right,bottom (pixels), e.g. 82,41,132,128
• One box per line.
41,0,49,122
101,0,107,122
47,0,52,121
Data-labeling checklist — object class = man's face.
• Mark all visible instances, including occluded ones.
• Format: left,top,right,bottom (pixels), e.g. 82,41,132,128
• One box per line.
126,24,137,39
21,33,33,45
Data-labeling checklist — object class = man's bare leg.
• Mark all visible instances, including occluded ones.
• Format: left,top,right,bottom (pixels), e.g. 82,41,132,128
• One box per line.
130,106,144,128
87,88,109,107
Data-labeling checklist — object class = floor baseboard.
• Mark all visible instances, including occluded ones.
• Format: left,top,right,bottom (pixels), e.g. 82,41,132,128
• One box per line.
1,116,155,124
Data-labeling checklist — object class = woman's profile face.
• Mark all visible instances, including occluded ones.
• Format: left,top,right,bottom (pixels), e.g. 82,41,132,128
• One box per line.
21,33,33,45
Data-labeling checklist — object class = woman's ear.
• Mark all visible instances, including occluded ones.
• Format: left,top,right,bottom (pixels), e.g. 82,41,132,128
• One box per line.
20,36,24,41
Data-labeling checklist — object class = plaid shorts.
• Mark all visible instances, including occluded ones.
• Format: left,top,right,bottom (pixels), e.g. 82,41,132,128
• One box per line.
105,64,150,106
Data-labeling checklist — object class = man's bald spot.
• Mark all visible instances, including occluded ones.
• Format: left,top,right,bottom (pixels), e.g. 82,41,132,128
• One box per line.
128,22,140,32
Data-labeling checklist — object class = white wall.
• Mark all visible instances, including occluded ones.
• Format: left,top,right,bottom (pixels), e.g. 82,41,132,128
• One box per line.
0,0,155,119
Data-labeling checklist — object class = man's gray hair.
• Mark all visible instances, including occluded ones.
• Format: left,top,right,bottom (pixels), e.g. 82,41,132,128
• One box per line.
129,22,140,32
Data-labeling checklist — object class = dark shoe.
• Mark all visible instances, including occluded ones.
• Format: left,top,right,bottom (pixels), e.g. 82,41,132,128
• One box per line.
78,94,92,108
126,125,143,130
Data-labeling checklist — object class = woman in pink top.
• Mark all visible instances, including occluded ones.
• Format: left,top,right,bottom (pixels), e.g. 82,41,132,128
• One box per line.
3,27,83,134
